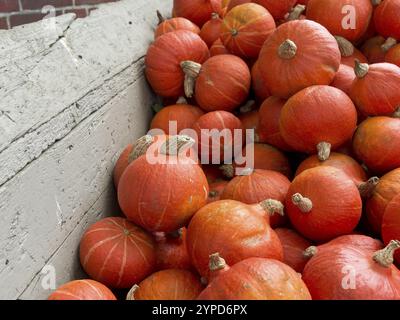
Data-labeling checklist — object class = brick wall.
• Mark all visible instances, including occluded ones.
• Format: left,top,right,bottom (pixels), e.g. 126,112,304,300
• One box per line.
0,0,120,29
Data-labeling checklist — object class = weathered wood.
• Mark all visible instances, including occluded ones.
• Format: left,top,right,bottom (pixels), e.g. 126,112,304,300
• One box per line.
0,0,170,299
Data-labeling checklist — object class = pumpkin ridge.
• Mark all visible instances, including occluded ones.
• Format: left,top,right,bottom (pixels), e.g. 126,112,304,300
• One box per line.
115,236,128,287
82,233,122,268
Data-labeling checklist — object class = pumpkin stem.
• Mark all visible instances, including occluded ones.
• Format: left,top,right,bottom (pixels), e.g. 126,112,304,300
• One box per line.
220,164,235,179
358,177,380,199
278,39,297,60
287,4,306,21
373,240,400,268
128,135,154,163
303,246,318,258
176,96,188,104
209,252,227,271
160,135,195,156
180,61,202,98
334,36,355,57
354,59,369,78
208,190,219,198
371,0,382,5
259,199,285,217
292,193,313,213
231,28,238,36
126,284,139,300
239,100,256,114
317,141,331,161
156,10,165,25
393,107,400,118
381,37,397,52
211,12,220,19
167,228,184,239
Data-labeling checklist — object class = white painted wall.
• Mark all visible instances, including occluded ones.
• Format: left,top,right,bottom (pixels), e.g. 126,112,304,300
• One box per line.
0,0,169,299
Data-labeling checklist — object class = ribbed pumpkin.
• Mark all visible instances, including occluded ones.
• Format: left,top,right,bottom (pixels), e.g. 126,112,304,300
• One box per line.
353,117,400,174
200,13,223,47
295,152,380,199
258,97,292,150
197,255,311,299
286,167,362,242
280,85,358,160
385,44,400,66
238,109,260,141
154,228,192,271
113,144,133,189
187,199,284,277
221,169,290,227
210,39,229,56
173,0,223,27
382,194,400,265
258,20,341,98
330,64,356,95
192,111,243,163
361,36,387,63
302,239,400,299
366,168,400,234
220,3,276,58
118,136,209,232
79,217,156,288
208,180,228,203
127,269,203,300
145,30,209,98
48,280,117,300
254,0,298,20
181,54,250,111
350,62,400,116
227,0,251,11
155,13,201,38
251,61,271,103
306,0,373,42
373,0,400,40
150,99,204,135
275,228,312,273
221,143,292,179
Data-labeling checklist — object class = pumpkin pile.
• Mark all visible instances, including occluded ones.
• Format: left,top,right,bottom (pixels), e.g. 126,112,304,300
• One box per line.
49,0,400,300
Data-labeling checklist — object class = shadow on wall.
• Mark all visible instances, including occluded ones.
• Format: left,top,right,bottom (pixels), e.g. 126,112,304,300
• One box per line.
0,0,120,29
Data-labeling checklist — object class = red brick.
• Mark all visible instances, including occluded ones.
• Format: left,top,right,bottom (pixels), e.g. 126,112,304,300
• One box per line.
75,0,116,5
0,17,8,29
10,12,46,27
64,8,87,18
0,0,19,12
20,0,72,10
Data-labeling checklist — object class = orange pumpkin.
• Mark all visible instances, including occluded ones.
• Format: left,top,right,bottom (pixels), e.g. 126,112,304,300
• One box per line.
173,0,223,27
187,199,284,277
254,0,298,20
79,217,156,288
306,0,373,42
48,280,116,300
227,0,250,11
127,269,203,300
335,36,368,67
251,60,271,103
118,136,209,232
385,44,400,67
373,0,400,40
221,169,291,227
209,39,230,56
145,30,209,98
220,3,276,58
150,99,204,135
221,143,292,178
197,255,311,299
238,108,260,141
258,20,341,98
366,168,400,235
361,36,387,63
200,13,223,47
113,144,133,189
207,180,228,203
192,110,244,163
330,64,356,95
258,97,292,151
155,13,200,38
350,62,400,116
353,117,400,175
182,54,250,111
382,193,400,265
286,167,362,242
280,85,358,160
